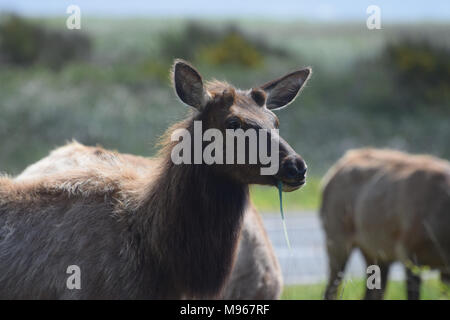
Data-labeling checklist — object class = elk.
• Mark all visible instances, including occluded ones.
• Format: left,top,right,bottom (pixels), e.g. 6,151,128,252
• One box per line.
16,141,283,299
320,148,450,300
0,60,310,299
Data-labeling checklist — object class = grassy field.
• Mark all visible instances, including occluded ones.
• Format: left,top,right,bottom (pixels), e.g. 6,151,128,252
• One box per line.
282,278,450,300
250,176,321,212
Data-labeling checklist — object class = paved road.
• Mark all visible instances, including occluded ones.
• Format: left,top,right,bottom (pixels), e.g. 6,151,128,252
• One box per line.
262,212,424,285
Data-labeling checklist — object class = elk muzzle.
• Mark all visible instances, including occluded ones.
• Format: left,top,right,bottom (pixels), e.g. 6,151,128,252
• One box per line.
275,136,307,192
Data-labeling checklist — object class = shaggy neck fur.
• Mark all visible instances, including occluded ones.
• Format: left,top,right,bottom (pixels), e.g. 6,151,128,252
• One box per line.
136,115,249,299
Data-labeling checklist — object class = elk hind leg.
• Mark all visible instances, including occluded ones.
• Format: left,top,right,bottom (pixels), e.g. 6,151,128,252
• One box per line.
323,240,352,300
405,267,421,300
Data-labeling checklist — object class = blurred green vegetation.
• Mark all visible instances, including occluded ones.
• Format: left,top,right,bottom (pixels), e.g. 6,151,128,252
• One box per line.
0,15,91,69
0,17,449,212
157,22,288,68
199,32,264,68
382,39,450,111
251,176,320,211
282,278,450,300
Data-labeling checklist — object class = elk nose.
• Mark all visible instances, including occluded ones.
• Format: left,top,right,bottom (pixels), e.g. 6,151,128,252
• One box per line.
285,158,307,181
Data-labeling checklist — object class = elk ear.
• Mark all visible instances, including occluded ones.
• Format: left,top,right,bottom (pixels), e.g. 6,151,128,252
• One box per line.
260,68,311,110
172,59,210,111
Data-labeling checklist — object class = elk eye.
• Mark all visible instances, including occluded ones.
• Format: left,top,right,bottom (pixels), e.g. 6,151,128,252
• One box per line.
226,118,242,130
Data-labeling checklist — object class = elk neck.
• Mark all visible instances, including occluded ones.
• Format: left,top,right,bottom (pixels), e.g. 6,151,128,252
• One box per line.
136,116,250,298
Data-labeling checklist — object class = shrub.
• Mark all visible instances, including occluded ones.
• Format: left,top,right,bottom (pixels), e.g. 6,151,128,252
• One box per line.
158,22,218,62
0,15,45,65
344,38,450,116
199,32,263,68
0,15,91,69
157,22,289,68
382,39,450,112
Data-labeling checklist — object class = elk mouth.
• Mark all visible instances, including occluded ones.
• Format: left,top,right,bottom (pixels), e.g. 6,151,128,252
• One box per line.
274,177,306,192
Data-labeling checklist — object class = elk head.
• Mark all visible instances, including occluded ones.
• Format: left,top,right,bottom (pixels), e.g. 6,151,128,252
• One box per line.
171,59,311,192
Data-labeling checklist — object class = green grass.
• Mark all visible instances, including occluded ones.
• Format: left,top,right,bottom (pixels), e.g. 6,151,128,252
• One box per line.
250,176,321,212
282,278,450,300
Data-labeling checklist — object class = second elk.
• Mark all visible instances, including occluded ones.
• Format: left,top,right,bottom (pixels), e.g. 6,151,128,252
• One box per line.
321,148,450,300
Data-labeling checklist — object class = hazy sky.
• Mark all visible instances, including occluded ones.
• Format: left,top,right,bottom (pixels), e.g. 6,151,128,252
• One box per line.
0,0,449,22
